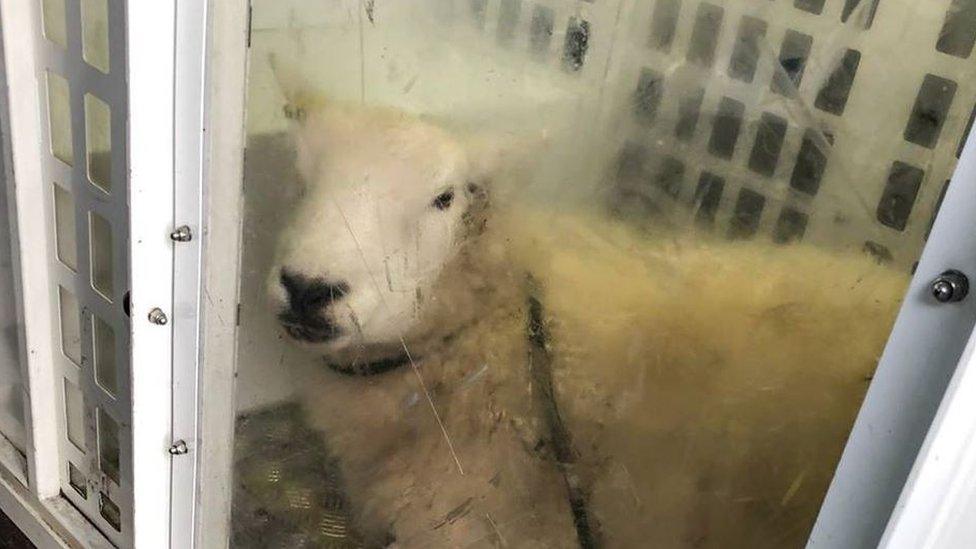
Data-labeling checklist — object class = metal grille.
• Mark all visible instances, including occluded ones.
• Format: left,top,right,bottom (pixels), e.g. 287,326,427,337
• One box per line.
603,0,976,268
37,0,131,543
444,0,976,269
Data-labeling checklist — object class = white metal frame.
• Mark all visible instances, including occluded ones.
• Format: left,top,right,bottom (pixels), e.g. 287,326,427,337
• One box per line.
0,0,205,547
809,119,976,546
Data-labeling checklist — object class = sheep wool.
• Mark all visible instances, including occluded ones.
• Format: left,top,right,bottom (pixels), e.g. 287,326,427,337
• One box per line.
296,202,909,548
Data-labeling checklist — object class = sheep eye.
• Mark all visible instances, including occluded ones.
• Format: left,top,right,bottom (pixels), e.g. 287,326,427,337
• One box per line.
432,188,455,211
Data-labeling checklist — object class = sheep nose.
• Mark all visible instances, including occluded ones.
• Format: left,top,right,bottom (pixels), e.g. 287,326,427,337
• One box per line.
279,270,349,314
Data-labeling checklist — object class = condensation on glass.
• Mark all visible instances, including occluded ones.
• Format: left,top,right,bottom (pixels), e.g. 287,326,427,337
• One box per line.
228,1,976,547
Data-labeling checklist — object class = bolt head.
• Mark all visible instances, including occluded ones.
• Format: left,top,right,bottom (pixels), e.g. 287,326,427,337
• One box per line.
148,307,168,325
932,281,955,302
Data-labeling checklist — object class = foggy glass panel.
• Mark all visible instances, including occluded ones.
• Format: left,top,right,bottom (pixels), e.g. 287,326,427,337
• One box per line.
231,2,976,546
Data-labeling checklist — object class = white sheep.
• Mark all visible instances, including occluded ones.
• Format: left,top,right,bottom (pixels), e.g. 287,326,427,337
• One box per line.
267,98,908,548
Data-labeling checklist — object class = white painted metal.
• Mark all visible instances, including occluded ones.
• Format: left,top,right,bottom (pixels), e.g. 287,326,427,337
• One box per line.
0,0,67,503
193,1,250,547
880,329,976,548
877,126,976,549
127,0,177,546
171,0,210,546
808,91,976,548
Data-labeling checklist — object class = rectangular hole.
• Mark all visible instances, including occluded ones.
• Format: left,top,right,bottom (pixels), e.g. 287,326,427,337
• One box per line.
687,3,724,68
794,0,826,15
773,207,808,243
496,0,520,45
728,16,767,83
748,113,788,177
96,407,120,485
45,71,73,167
656,157,685,198
616,142,648,185
58,286,82,365
99,492,121,532
904,74,958,149
708,97,744,160
529,6,555,57
68,463,88,499
81,0,110,73
41,0,68,48
842,0,880,27
728,188,766,240
562,17,590,72
89,211,114,301
469,0,487,28
693,172,724,227
675,88,705,142
937,0,976,59
92,316,117,397
648,0,681,52
877,161,924,232
926,180,950,240
63,379,86,451
84,94,112,193
789,130,830,196
815,49,861,116
772,30,813,96
53,184,78,271
634,69,664,126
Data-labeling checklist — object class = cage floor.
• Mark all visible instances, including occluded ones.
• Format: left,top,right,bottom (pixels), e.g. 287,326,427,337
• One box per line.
233,403,364,548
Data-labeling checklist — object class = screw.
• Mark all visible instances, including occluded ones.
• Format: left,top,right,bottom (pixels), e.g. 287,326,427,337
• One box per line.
170,225,192,242
168,440,188,455
148,308,168,325
931,270,969,303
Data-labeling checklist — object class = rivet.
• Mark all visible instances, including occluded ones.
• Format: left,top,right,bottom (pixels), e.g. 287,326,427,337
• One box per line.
148,308,168,325
168,440,188,455
170,225,192,242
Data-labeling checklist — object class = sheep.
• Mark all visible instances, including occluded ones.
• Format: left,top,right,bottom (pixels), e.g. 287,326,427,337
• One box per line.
267,97,908,548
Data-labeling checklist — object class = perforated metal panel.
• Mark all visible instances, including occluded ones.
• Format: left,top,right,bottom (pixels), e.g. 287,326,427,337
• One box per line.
603,0,976,268
37,0,131,543
445,0,976,269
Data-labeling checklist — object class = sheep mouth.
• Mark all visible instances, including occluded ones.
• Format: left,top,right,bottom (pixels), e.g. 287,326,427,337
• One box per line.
278,313,342,343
